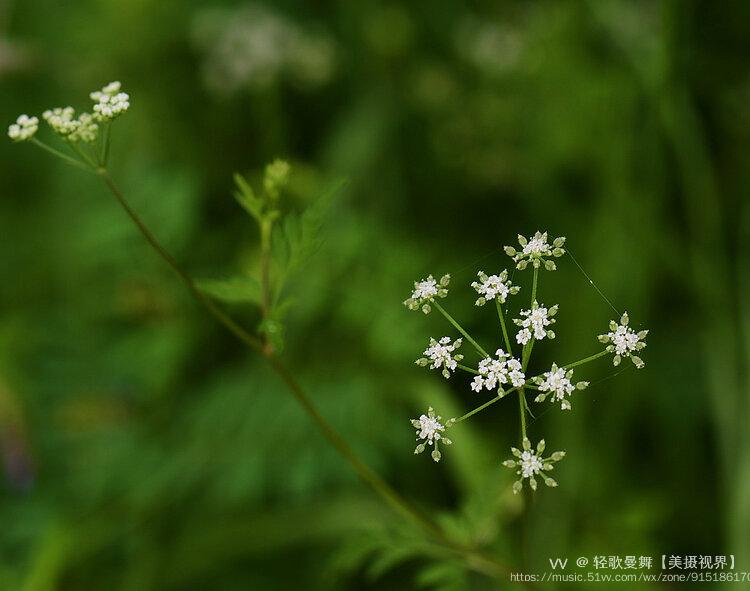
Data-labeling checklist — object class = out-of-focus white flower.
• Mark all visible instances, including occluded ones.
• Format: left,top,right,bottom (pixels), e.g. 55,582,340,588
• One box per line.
411,406,453,462
7,114,38,141
43,107,99,143
598,312,647,368
502,438,565,493
68,113,99,143
515,301,557,345
90,81,130,121
534,363,588,410
404,274,450,314
416,336,463,379
471,269,519,306
43,107,77,136
470,349,525,392
504,231,565,271
192,4,336,95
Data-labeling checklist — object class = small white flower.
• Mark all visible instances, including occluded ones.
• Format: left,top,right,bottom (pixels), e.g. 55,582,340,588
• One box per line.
404,273,450,314
514,301,557,344
43,107,78,136
43,107,99,143
411,406,453,462
504,231,565,271
68,113,99,143
416,336,463,379
471,269,519,306
516,328,532,346
598,312,648,368
502,438,565,493
506,358,526,388
470,349,525,392
534,363,588,410
90,81,130,122
7,114,39,142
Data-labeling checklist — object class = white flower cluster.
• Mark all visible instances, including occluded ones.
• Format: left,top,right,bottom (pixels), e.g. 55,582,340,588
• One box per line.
504,231,565,271
470,349,525,392
416,336,463,379
534,363,588,410
411,407,454,462
404,274,450,314
7,115,39,142
90,81,130,121
471,269,519,306
502,438,565,493
598,312,648,368
43,107,99,143
514,301,557,345
9,81,129,148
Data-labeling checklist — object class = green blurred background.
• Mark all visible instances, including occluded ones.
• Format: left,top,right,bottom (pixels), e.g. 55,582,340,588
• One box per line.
2,0,749,589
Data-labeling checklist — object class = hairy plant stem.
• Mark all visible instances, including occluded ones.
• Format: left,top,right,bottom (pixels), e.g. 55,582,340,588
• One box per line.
95,169,516,580
433,301,489,358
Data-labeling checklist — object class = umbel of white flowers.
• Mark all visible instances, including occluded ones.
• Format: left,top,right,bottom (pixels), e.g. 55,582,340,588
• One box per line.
514,301,557,345
403,274,450,314
411,407,455,462
415,336,464,379
471,269,519,306
598,312,648,368
404,230,649,492
7,81,130,144
533,363,588,410
502,438,566,493
504,231,565,271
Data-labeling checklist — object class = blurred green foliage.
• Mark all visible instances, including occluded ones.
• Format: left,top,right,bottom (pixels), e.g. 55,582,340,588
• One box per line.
2,0,749,589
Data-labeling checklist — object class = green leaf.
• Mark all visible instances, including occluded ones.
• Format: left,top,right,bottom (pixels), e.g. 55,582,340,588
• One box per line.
197,276,261,305
233,173,264,221
271,180,343,298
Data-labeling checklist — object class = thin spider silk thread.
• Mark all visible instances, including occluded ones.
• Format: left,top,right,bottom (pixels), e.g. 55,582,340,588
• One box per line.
566,248,620,316
530,366,632,423
528,248,629,424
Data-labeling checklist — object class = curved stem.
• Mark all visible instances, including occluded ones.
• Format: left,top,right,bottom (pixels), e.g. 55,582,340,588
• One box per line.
433,301,489,358
96,171,520,578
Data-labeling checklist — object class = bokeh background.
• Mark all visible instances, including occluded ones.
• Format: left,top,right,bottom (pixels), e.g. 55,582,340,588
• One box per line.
2,0,749,589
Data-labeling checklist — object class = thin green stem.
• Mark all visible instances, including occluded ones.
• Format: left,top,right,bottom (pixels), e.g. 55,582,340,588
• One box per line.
457,364,479,375
518,267,538,443
259,217,273,324
455,387,518,423
31,138,93,172
101,121,112,166
496,298,513,355
68,142,98,169
433,301,489,358
562,349,608,370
